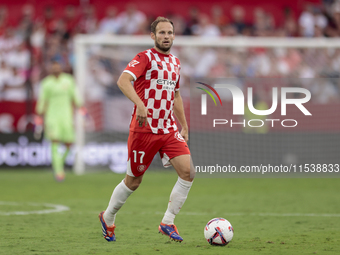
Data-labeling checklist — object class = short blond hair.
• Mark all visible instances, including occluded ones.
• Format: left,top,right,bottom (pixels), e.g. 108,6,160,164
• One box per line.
151,16,174,34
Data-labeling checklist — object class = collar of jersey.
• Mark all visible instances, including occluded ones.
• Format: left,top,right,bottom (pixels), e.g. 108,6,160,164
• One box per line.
151,48,171,57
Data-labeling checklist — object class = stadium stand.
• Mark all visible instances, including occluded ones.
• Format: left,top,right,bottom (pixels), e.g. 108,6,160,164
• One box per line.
0,0,339,133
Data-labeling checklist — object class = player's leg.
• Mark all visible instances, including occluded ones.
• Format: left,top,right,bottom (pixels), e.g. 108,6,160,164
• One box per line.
161,154,194,224
99,173,140,242
61,121,75,167
51,140,65,181
47,118,74,181
102,173,143,227
99,132,160,242
158,132,194,241
44,119,65,181
62,143,72,164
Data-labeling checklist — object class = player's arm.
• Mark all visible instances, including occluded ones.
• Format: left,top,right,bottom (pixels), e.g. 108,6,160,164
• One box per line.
36,81,47,117
173,90,189,142
71,77,82,108
117,72,149,127
68,74,87,115
34,81,48,139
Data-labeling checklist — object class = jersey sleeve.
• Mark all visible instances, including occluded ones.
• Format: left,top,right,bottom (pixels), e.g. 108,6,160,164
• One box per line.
175,75,180,91
123,53,148,81
175,57,181,91
69,75,82,107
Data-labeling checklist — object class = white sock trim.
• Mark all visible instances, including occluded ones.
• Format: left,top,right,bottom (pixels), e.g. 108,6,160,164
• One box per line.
177,176,193,188
121,179,134,193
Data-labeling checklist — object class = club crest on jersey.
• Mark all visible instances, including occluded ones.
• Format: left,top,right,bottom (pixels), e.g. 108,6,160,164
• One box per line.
174,66,180,75
137,165,146,172
129,60,140,67
174,132,185,142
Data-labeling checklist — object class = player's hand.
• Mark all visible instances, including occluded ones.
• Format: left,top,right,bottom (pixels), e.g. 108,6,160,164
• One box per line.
136,104,150,127
34,115,44,140
180,128,189,143
78,106,88,116
34,115,43,125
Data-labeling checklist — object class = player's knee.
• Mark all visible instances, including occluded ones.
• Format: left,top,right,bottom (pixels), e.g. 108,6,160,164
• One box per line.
179,166,194,182
128,181,141,191
124,176,143,191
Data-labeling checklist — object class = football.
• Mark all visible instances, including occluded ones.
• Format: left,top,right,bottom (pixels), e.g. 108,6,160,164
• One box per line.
204,218,234,246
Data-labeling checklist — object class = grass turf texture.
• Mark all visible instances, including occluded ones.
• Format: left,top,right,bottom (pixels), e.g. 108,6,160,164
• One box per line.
0,169,339,255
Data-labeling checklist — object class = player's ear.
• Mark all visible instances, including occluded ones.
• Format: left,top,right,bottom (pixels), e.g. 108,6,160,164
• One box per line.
151,32,155,40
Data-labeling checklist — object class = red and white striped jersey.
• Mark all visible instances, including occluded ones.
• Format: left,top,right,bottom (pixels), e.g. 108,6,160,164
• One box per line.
123,48,181,134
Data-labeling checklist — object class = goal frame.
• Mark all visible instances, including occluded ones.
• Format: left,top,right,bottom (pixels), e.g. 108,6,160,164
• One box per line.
73,35,340,174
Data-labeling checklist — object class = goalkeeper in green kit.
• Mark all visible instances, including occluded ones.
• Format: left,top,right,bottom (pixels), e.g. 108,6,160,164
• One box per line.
36,61,83,181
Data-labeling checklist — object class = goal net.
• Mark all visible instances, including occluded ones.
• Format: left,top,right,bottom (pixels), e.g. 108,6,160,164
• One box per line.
74,36,340,176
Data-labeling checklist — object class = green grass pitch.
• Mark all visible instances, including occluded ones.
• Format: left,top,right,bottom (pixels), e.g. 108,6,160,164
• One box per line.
0,169,339,255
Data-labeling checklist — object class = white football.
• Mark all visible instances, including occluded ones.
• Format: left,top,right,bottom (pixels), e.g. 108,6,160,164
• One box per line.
204,218,234,246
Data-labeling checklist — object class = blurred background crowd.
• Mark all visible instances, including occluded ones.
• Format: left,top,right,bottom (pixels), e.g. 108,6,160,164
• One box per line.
0,0,340,133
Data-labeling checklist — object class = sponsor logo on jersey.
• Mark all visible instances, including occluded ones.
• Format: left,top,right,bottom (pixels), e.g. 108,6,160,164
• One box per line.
157,79,176,86
128,60,140,67
174,131,185,142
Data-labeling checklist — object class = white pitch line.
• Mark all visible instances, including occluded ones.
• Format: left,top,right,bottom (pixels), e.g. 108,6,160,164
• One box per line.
0,201,70,216
154,211,340,217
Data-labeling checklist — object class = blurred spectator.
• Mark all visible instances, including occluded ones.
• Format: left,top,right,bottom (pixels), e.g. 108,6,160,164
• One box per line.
63,5,79,37
311,78,339,103
30,21,45,50
85,57,114,102
253,8,275,36
194,48,218,77
299,4,327,37
0,6,8,35
191,14,221,37
298,62,315,78
282,7,298,37
3,67,26,101
98,6,120,34
183,6,200,35
116,4,146,35
17,4,34,40
328,0,340,36
299,4,315,37
54,19,68,41
315,8,328,31
211,5,229,30
231,6,247,35
0,60,11,100
208,48,229,77
42,6,58,35
5,42,30,70
78,5,97,34
166,14,186,35
0,28,22,52
331,49,340,71
44,35,63,65
221,25,237,36
314,24,326,37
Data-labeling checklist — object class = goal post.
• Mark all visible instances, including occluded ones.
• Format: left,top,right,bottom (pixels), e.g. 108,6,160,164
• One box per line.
73,35,340,175
73,37,86,175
